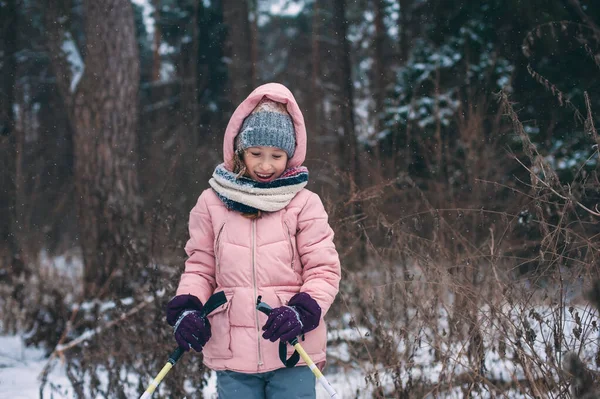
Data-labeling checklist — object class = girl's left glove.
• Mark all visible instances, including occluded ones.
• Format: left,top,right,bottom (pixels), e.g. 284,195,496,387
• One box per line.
262,292,321,342
166,294,212,352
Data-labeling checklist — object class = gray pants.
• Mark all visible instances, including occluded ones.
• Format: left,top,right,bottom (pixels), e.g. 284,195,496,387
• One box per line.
216,366,316,399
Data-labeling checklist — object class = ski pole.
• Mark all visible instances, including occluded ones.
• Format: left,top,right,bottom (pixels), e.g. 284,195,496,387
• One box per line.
140,291,227,399
256,296,338,398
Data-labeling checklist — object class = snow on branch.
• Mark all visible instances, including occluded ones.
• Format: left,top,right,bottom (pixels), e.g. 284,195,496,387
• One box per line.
53,291,162,354
60,31,84,93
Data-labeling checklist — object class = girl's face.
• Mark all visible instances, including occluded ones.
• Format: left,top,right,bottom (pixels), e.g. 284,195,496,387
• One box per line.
243,146,288,183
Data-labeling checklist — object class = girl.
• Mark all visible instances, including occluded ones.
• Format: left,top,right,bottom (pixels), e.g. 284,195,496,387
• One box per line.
166,83,341,398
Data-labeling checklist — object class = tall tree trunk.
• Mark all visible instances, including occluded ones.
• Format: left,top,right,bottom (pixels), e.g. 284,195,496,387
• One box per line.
222,0,254,105
46,0,144,295
372,0,386,178
330,0,365,260
179,0,200,144
248,0,259,86
310,0,322,133
396,0,413,171
331,0,359,184
398,0,412,65
373,0,386,122
151,0,162,82
0,0,25,278
173,0,201,209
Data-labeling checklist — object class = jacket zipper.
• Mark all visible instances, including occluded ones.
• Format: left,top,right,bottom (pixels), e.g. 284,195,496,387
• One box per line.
252,219,263,367
215,222,225,274
284,221,295,270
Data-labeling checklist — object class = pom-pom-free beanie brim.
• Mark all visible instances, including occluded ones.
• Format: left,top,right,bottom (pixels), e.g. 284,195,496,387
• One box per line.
238,111,296,158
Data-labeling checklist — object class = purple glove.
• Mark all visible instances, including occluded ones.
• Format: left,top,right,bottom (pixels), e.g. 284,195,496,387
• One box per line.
262,292,321,342
166,294,211,352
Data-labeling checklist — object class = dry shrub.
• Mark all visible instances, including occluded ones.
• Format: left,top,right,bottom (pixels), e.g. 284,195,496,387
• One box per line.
321,89,600,397
0,151,215,398
2,79,598,398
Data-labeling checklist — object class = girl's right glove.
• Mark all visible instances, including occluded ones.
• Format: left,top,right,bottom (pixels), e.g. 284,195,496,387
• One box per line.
166,294,212,352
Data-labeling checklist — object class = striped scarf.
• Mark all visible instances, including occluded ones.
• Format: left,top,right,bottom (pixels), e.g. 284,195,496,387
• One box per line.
209,163,309,213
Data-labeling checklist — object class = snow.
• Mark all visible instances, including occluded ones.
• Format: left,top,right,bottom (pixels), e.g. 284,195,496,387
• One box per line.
60,32,84,93
2,255,598,398
257,0,306,27
0,336,72,399
2,298,597,398
130,0,155,38
0,333,365,398
269,0,304,17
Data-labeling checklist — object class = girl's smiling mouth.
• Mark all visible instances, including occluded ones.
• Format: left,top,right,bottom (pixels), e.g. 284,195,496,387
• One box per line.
255,172,275,181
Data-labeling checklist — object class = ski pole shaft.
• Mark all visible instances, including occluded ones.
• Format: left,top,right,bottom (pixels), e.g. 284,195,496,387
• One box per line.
139,347,184,399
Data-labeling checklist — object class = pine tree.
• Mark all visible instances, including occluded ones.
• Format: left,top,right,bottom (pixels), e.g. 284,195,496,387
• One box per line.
45,0,146,295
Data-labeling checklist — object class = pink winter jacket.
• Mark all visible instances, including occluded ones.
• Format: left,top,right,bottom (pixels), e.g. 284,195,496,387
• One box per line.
176,83,342,373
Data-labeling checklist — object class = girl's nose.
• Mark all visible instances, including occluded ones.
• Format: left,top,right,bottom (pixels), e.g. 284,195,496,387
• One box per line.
258,161,272,170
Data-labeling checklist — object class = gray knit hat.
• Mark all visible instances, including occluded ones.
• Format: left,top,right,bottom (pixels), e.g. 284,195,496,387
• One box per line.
236,99,296,157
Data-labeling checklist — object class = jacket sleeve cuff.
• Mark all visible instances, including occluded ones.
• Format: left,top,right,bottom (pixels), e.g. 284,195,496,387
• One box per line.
165,294,204,326
289,292,321,334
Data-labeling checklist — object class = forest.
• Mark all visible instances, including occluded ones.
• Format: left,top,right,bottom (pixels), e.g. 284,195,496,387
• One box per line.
0,0,599,397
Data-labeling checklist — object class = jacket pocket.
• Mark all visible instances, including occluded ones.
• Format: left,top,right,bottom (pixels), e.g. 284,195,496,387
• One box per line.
214,222,226,274
284,221,295,270
202,291,233,360
275,291,295,306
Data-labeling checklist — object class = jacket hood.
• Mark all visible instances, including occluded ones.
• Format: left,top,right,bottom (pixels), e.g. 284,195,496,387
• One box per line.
222,83,307,171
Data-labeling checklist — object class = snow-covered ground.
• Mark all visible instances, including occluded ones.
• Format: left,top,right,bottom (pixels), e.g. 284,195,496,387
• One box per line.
2,308,598,399
2,305,599,398
0,252,369,398
0,335,72,399
0,335,368,399
2,252,598,398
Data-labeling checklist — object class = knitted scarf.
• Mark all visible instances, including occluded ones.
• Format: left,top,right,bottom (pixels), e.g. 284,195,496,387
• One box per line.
209,163,309,213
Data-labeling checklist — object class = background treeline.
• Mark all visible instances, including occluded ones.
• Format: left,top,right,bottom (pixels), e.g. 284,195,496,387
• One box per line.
0,0,599,397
